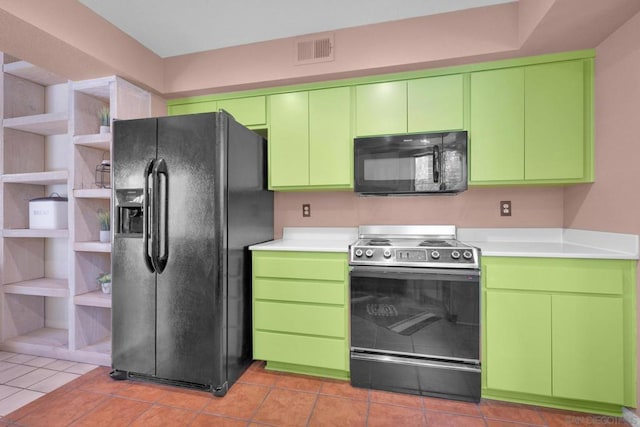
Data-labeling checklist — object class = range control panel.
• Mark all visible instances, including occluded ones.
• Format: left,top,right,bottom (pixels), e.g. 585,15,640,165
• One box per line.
349,246,478,268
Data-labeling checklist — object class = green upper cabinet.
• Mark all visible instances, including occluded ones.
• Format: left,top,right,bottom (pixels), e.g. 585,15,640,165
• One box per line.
408,74,464,132
469,59,593,185
168,96,266,128
218,96,266,127
168,100,217,115
269,87,352,191
269,91,309,188
470,68,525,182
356,76,464,136
309,87,352,187
355,81,406,136
525,61,584,180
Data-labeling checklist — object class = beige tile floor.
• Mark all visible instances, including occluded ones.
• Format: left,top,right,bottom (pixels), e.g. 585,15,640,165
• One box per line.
0,351,98,417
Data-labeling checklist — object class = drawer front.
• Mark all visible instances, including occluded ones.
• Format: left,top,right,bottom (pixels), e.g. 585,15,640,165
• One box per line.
254,278,344,305
254,301,345,338
254,331,347,371
253,252,346,281
484,258,625,294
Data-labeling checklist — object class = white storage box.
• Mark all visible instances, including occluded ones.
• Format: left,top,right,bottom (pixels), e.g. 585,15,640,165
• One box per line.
29,195,68,229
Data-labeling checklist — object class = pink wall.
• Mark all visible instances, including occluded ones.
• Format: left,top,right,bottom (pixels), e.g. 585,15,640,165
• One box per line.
274,187,563,238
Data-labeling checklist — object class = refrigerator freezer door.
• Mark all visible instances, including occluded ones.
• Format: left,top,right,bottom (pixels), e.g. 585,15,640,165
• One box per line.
155,114,223,386
112,118,158,376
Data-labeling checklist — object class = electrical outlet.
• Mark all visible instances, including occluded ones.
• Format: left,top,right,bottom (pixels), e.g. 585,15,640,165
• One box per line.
302,204,311,217
500,200,512,216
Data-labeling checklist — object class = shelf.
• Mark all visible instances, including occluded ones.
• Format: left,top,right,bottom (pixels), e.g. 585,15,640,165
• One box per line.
74,290,111,308
74,133,111,151
4,278,69,298
2,170,68,185
3,327,68,349
3,61,67,86
72,78,113,101
77,336,111,356
74,241,111,253
73,188,111,199
3,112,68,136
3,229,69,238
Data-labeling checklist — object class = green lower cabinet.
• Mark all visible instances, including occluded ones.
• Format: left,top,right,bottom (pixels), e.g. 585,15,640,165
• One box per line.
485,291,551,395
252,251,349,379
482,257,636,415
552,294,623,404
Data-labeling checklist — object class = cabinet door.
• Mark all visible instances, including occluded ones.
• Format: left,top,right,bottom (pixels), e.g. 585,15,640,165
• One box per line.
269,92,309,187
485,291,551,395
469,68,524,182
168,100,217,115
552,294,624,404
309,87,352,187
525,61,585,180
408,74,464,132
355,81,406,136
218,96,266,127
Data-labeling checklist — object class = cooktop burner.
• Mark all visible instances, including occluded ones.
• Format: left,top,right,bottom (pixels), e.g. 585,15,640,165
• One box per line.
349,225,480,269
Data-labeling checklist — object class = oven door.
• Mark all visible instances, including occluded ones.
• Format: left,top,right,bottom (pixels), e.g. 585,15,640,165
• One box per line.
350,266,480,362
354,134,443,194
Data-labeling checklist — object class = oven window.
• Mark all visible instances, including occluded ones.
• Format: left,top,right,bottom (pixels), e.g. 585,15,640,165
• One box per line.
350,273,479,360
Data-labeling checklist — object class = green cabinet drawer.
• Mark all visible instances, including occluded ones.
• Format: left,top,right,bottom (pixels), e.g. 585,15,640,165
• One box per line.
484,257,624,294
253,252,346,281
218,96,266,127
254,278,344,305
254,331,347,371
255,301,345,338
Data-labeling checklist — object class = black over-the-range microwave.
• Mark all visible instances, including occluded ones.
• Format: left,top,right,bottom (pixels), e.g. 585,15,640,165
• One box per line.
354,131,468,195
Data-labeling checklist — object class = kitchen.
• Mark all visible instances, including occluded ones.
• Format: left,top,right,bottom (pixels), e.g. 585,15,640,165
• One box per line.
0,0,639,425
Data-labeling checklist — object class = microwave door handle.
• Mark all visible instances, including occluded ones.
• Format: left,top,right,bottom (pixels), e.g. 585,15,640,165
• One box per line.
433,145,440,183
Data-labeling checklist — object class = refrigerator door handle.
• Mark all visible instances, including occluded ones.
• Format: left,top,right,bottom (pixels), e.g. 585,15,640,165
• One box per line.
152,158,169,274
143,159,156,273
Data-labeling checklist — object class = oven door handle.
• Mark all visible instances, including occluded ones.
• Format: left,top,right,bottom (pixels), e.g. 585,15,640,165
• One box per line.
351,352,481,373
349,266,479,282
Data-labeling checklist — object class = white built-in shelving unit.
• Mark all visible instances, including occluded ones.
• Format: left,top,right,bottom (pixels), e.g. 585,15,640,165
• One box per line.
0,52,151,365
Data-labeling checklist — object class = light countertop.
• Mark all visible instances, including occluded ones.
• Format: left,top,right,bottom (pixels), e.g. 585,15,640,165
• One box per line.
250,226,639,260
249,227,358,253
459,228,639,260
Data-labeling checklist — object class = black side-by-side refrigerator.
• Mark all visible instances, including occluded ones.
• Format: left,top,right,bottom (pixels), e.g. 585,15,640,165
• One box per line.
110,111,273,396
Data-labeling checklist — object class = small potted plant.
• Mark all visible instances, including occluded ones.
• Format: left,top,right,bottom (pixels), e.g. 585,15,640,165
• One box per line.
97,273,111,294
98,106,110,134
97,209,110,242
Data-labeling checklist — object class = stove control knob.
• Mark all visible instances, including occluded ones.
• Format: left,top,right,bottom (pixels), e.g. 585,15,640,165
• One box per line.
463,250,473,260
451,250,461,260
354,248,363,258
383,249,392,258
431,250,440,260
365,249,374,258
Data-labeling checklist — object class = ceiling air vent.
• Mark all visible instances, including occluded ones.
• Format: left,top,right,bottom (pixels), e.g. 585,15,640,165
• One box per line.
295,33,334,65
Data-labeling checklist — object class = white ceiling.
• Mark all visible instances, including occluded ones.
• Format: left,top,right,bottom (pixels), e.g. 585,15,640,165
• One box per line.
78,0,516,58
